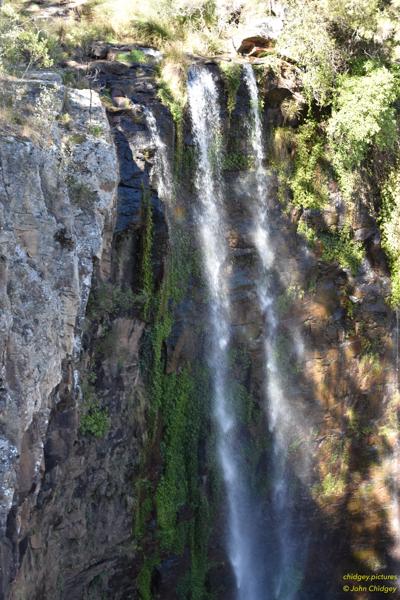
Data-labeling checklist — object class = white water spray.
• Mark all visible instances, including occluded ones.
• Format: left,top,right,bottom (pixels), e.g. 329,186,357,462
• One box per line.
188,65,263,600
243,63,308,599
145,107,174,201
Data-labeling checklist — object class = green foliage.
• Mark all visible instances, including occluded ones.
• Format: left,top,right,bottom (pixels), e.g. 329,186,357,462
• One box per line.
276,284,305,315
3,29,54,69
290,121,329,209
137,557,158,600
222,151,254,171
79,377,109,438
323,0,382,42
116,48,149,64
320,226,364,274
0,7,58,73
135,221,212,597
219,61,242,115
277,0,341,104
131,18,173,46
134,479,153,539
87,283,137,319
141,189,155,320
327,65,399,198
88,124,103,137
297,220,318,244
157,81,184,124
318,472,346,497
379,167,400,306
281,97,302,123
156,371,192,551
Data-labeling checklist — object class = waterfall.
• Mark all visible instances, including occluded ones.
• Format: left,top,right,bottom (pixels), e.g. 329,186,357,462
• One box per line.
187,65,264,600
391,309,400,574
243,63,306,599
145,107,174,201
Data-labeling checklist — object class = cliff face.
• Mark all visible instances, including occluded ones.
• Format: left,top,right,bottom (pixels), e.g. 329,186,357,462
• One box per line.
1,56,399,600
0,73,118,597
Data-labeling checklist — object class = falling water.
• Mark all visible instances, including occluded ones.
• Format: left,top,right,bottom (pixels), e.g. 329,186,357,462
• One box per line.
243,63,306,599
187,65,263,600
145,107,174,201
390,309,400,576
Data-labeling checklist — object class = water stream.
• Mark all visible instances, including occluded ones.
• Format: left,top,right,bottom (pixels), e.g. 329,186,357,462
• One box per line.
149,62,308,599
243,63,304,599
145,107,174,201
187,65,263,600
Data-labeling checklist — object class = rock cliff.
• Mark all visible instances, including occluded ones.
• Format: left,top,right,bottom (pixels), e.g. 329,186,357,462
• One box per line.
0,73,118,598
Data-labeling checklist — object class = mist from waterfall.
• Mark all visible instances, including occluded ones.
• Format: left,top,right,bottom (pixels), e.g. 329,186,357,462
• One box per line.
187,65,265,600
243,63,308,599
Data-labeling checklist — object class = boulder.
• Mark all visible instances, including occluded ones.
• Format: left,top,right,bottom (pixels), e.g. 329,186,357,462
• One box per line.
235,17,284,56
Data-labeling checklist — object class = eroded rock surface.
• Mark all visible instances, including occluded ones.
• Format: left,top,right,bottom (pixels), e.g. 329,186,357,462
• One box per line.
0,75,117,597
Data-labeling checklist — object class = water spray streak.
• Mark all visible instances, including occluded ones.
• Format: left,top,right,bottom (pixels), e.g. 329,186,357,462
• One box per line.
243,63,303,599
188,65,262,600
145,107,174,201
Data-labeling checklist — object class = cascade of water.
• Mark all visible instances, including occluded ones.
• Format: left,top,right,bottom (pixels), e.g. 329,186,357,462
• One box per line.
187,65,263,600
145,107,174,201
391,309,400,574
243,63,306,599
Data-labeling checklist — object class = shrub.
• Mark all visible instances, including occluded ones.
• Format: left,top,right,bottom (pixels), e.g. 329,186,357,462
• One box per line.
219,61,242,114
297,220,318,244
131,18,173,46
79,377,109,438
281,97,302,123
80,400,109,437
276,0,342,104
320,225,364,275
327,65,399,197
290,121,330,209
379,168,400,306
0,7,58,73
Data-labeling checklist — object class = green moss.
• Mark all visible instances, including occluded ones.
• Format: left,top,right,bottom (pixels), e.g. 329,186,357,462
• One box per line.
157,80,184,124
88,124,103,137
219,62,242,115
133,196,213,596
276,284,305,316
141,188,155,321
137,557,159,600
320,226,364,275
156,371,192,551
134,478,154,540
